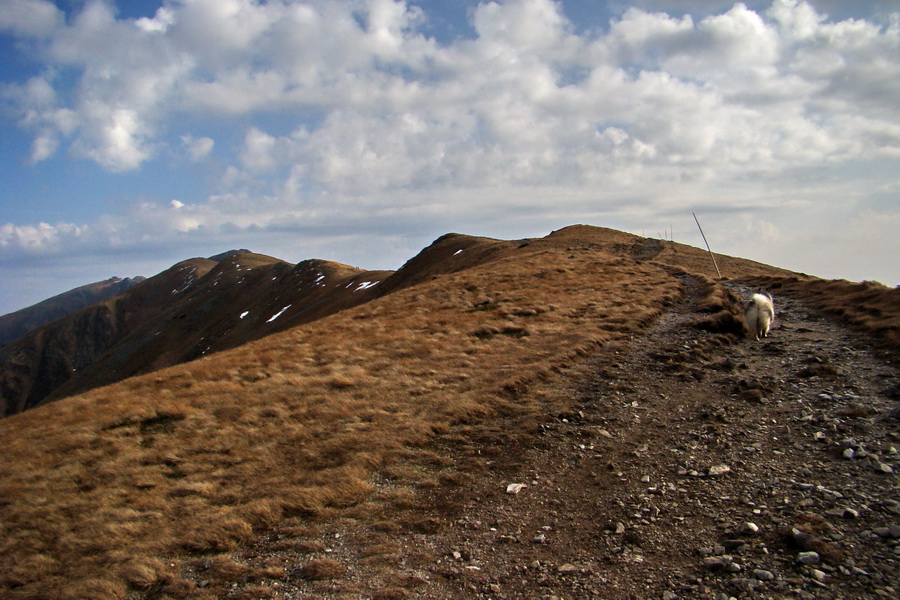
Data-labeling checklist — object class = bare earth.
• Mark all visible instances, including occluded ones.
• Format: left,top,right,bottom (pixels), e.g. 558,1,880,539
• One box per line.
235,273,899,600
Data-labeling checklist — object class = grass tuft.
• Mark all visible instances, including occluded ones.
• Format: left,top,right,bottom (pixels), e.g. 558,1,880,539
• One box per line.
181,518,255,552
300,558,347,580
59,579,128,600
119,558,166,589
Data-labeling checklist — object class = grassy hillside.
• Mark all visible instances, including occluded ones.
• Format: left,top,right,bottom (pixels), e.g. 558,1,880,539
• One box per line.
0,225,896,600
0,251,395,417
0,260,216,416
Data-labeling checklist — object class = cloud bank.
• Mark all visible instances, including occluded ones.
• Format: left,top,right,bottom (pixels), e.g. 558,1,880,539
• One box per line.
1,0,899,312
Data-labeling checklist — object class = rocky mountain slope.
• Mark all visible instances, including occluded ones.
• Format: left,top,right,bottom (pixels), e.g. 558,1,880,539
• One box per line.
0,225,896,600
0,276,145,346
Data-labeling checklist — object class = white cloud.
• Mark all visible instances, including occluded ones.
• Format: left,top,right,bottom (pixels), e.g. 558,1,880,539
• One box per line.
135,6,176,34
473,0,573,50
181,134,214,162
0,221,83,253
726,207,900,284
1,0,899,313
4,0,893,176
240,127,280,173
0,0,63,38
75,107,151,172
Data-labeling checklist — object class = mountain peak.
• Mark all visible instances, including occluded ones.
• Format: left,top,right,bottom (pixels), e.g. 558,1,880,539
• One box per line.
207,249,253,262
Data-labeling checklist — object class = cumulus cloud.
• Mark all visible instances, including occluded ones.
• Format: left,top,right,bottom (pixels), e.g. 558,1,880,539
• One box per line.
181,134,214,162
0,221,84,254
3,0,897,177
1,0,899,311
0,0,63,38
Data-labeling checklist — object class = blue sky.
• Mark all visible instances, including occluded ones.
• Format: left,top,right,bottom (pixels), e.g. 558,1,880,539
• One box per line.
2,0,899,315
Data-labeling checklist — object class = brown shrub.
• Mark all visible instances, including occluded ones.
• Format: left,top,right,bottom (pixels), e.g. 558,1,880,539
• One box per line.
232,586,278,599
200,556,251,580
294,540,328,554
237,498,285,529
372,520,403,533
796,364,840,380
373,589,410,600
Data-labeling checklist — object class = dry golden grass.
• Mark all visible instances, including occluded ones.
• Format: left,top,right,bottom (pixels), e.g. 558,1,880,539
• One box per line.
0,226,796,599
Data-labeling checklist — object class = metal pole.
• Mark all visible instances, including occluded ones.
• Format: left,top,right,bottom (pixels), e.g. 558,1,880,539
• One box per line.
693,212,721,279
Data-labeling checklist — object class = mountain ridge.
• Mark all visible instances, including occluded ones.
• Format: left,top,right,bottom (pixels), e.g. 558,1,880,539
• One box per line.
0,276,145,346
0,224,898,600
2,226,892,418
0,234,522,417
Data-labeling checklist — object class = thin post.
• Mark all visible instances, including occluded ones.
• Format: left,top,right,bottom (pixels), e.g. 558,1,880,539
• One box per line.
692,212,721,278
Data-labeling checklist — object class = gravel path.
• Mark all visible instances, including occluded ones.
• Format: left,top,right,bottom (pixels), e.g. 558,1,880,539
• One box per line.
405,274,900,600
207,273,898,600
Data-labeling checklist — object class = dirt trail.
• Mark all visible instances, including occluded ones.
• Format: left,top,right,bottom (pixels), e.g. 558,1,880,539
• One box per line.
400,274,900,600
213,273,898,600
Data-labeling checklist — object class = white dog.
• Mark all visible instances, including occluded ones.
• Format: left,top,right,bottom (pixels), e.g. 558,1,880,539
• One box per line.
744,292,775,341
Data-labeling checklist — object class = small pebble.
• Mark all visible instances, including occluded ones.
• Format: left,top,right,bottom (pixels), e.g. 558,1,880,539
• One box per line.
753,569,775,581
708,464,731,477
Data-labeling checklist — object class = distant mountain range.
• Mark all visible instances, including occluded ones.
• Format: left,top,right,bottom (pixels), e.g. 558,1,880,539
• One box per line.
0,276,145,346
0,233,514,417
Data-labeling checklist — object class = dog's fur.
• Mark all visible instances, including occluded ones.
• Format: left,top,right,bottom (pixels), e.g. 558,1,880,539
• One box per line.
744,292,775,341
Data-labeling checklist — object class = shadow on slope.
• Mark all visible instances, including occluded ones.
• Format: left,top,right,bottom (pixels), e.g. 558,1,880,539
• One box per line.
0,259,217,416
0,277,146,346
2,231,551,419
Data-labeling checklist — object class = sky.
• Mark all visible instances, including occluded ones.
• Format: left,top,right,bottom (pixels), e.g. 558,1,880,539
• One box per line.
1,0,899,315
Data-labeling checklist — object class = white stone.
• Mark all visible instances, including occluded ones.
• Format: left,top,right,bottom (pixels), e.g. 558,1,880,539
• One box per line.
741,522,760,535
506,483,526,495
